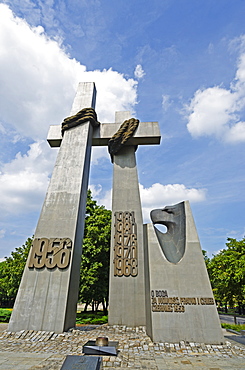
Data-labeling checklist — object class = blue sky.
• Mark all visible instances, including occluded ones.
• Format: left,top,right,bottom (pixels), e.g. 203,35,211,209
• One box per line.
0,0,245,259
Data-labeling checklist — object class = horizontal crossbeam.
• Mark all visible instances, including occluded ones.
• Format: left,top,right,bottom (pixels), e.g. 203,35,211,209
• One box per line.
47,121,161,147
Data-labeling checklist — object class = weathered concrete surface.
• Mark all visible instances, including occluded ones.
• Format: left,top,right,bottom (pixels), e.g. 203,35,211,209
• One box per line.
48,119,160,147
108,112,161,327
108,112,147,327
8,82,96,333
144,201,224,344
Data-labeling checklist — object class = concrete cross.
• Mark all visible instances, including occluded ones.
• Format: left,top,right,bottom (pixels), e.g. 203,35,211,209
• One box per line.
47,99,161,328
9,82,98,333
9,82,161,332
47,113,160,148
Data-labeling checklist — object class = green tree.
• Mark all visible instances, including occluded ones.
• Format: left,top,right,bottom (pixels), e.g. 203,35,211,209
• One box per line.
0,237,33,307
208,237,245,313
202,250,210,266
79,190,111,314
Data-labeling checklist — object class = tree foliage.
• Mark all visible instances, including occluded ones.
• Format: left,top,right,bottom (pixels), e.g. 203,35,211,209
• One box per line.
207,237,245,313
79,190,111,314
0,237,33,307
0,192,111,312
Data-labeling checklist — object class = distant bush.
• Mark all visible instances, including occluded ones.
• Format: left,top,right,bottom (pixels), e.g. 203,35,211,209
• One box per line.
0,308,109,325
76,311,108,325
0,308,11,323
221,323,245,333
89,316,108,325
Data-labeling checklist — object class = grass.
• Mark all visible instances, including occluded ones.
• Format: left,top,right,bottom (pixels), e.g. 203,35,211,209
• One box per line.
3,308,244,329
0,308,108,325
221,323,245,333
0,308,12,323
76,311,108,325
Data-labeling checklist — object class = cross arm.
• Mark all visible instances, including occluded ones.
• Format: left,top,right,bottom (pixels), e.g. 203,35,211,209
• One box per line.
47,121,161,147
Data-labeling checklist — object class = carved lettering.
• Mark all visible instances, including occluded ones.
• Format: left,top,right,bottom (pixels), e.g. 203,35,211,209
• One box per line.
200,297,214,305
180,297,197,305
151,290,215,313
155,290,168,298
152,304,174,312
28,238,72,269
113,211,138,277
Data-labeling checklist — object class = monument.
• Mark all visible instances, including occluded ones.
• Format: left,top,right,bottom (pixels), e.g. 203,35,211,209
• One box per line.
8,82,160,333
8,81,223,344
8,82,98,332
48,110,161,328
108,112,161,326
144,201,224,343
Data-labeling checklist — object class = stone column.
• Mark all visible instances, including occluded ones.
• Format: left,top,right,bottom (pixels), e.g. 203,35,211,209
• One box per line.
108,112,146,327
8,82,96,333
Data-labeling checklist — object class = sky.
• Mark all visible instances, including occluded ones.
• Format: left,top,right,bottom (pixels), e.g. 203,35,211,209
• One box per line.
0,0,245,260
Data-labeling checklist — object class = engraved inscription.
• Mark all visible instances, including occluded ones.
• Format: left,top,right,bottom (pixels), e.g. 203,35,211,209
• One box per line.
28,238,72,269
113,211,138,277
151,290,215,313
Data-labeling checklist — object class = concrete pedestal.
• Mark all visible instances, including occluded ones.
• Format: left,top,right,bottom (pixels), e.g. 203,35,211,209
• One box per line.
144,201,224,344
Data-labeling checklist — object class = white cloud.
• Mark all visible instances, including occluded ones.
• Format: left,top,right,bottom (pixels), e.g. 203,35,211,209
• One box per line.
91,147,110,164
0,4,138,139
0,230,6,239
0,4,138,220
187,87,236,139
227,121,245,142
134,64,145,79
140,183,206,223
0,122,6,134
0,141,57,216
89,184,103,198
162,94,172,111
94,188,112,210
186,37,245,143
84,69,137,122
91,182,206,224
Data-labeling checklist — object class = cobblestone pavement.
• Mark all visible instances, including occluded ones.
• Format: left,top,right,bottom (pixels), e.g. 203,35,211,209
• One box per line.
0,325,245,369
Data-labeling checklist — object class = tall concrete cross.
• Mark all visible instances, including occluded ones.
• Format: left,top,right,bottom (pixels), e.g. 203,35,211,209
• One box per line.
9,82,160,333
108,112,161,326
48,109,160,327
9,82,97,333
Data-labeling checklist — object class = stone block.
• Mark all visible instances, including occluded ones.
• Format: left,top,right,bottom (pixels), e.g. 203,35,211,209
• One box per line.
144,201,224,344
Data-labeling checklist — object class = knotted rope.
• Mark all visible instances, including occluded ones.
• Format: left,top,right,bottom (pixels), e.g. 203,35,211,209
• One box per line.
61,107,100,136
108,118,139,162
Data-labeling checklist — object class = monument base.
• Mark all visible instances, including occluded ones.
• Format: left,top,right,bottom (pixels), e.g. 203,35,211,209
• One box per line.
83,341,118,356
144,201,224,344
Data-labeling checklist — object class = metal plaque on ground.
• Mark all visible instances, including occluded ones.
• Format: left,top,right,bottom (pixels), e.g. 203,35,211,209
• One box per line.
83,340,118,356
60,355,102,370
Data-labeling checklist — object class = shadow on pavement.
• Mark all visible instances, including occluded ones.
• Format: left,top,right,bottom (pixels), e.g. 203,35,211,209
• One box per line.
225,334,245,346
75,325,100,331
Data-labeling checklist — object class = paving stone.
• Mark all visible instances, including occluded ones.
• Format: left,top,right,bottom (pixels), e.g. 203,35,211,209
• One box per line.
0,325,245,369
